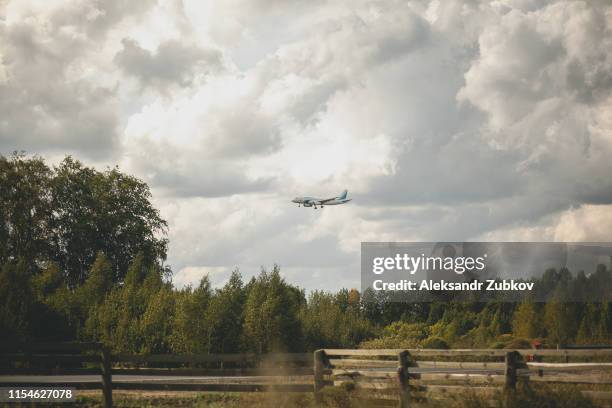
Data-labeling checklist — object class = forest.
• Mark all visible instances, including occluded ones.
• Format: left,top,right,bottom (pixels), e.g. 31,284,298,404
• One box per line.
1,154,611,354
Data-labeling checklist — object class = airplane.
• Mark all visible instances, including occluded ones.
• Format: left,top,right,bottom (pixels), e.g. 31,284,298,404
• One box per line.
291,190,351,209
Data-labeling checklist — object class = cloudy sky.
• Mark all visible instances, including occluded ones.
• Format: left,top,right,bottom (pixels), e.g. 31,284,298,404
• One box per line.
1,0,612,291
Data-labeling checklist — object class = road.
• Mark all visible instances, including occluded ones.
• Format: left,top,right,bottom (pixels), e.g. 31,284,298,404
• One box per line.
0,374,306,384
1,368,502,385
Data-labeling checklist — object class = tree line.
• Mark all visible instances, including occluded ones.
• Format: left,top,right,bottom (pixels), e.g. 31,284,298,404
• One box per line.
1,154,611,353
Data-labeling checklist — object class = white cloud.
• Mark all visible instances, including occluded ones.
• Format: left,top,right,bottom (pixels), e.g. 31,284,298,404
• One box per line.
2,0,612,290
114,38,222,90
554,205,612,242
173,265,229,288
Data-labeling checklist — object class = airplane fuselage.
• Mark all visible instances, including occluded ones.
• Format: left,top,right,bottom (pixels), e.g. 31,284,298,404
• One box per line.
291,190,351,209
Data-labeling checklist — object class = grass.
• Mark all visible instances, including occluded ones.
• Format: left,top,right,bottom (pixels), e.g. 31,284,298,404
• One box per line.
70,389,401,407
2,385,597,408
417,384,598,408
75,391,325,407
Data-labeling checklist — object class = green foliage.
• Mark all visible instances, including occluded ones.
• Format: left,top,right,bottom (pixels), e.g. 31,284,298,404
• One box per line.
503,337,532,349
3,154,612,354
51,157,168,285
0,260,34,340
3,255,612,354
576,303,610,344
421,336,450,349
207,271,246,353
31,261,64,297
302,290,376,350
0,153,168,287
544,301,579,345
170,276,214,353
428,305,478,344
512,301,542,339
243,265,305,353
85,255,172,353
78,252,113,311
360,322,426,349
140,285,175,354
0,154,53,271
31,261,77,340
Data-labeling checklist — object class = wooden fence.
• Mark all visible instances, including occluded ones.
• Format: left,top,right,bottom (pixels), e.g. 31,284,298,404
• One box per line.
318,348,612,407
0,343,312,408
2,344,612,407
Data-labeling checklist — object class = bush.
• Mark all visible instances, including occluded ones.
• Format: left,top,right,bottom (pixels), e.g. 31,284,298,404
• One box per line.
359,336,414,349
359,322,428,349
504,338,532,349
489,341,505,349
382,322,430,340
496,334,514,343
421,336,449,349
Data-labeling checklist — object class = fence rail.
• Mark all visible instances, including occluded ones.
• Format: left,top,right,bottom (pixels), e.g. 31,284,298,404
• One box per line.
320,347,612,407
2,344,612,407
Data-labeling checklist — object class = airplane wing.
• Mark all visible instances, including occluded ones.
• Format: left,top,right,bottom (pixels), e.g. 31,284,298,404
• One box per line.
318,197,337,203
318,191,347,203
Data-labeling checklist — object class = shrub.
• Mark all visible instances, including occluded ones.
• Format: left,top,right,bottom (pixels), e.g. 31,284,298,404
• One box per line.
504,338,532,349
421,336,449,349
489,341,505,349
359,322,428,349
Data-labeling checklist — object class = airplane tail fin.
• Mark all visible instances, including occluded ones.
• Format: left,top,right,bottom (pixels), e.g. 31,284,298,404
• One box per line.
339,189,348,200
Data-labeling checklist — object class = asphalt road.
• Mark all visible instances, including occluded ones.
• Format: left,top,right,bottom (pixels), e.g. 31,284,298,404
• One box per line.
0,375,297,384
0,367,504,385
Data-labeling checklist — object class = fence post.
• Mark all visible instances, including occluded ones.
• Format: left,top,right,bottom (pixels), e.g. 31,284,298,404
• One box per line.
398,350,410,408
100,346,112,408
314,349,326,403
516,351,529,388
557,344,569,363
504,350,520,407
504,351,518,391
